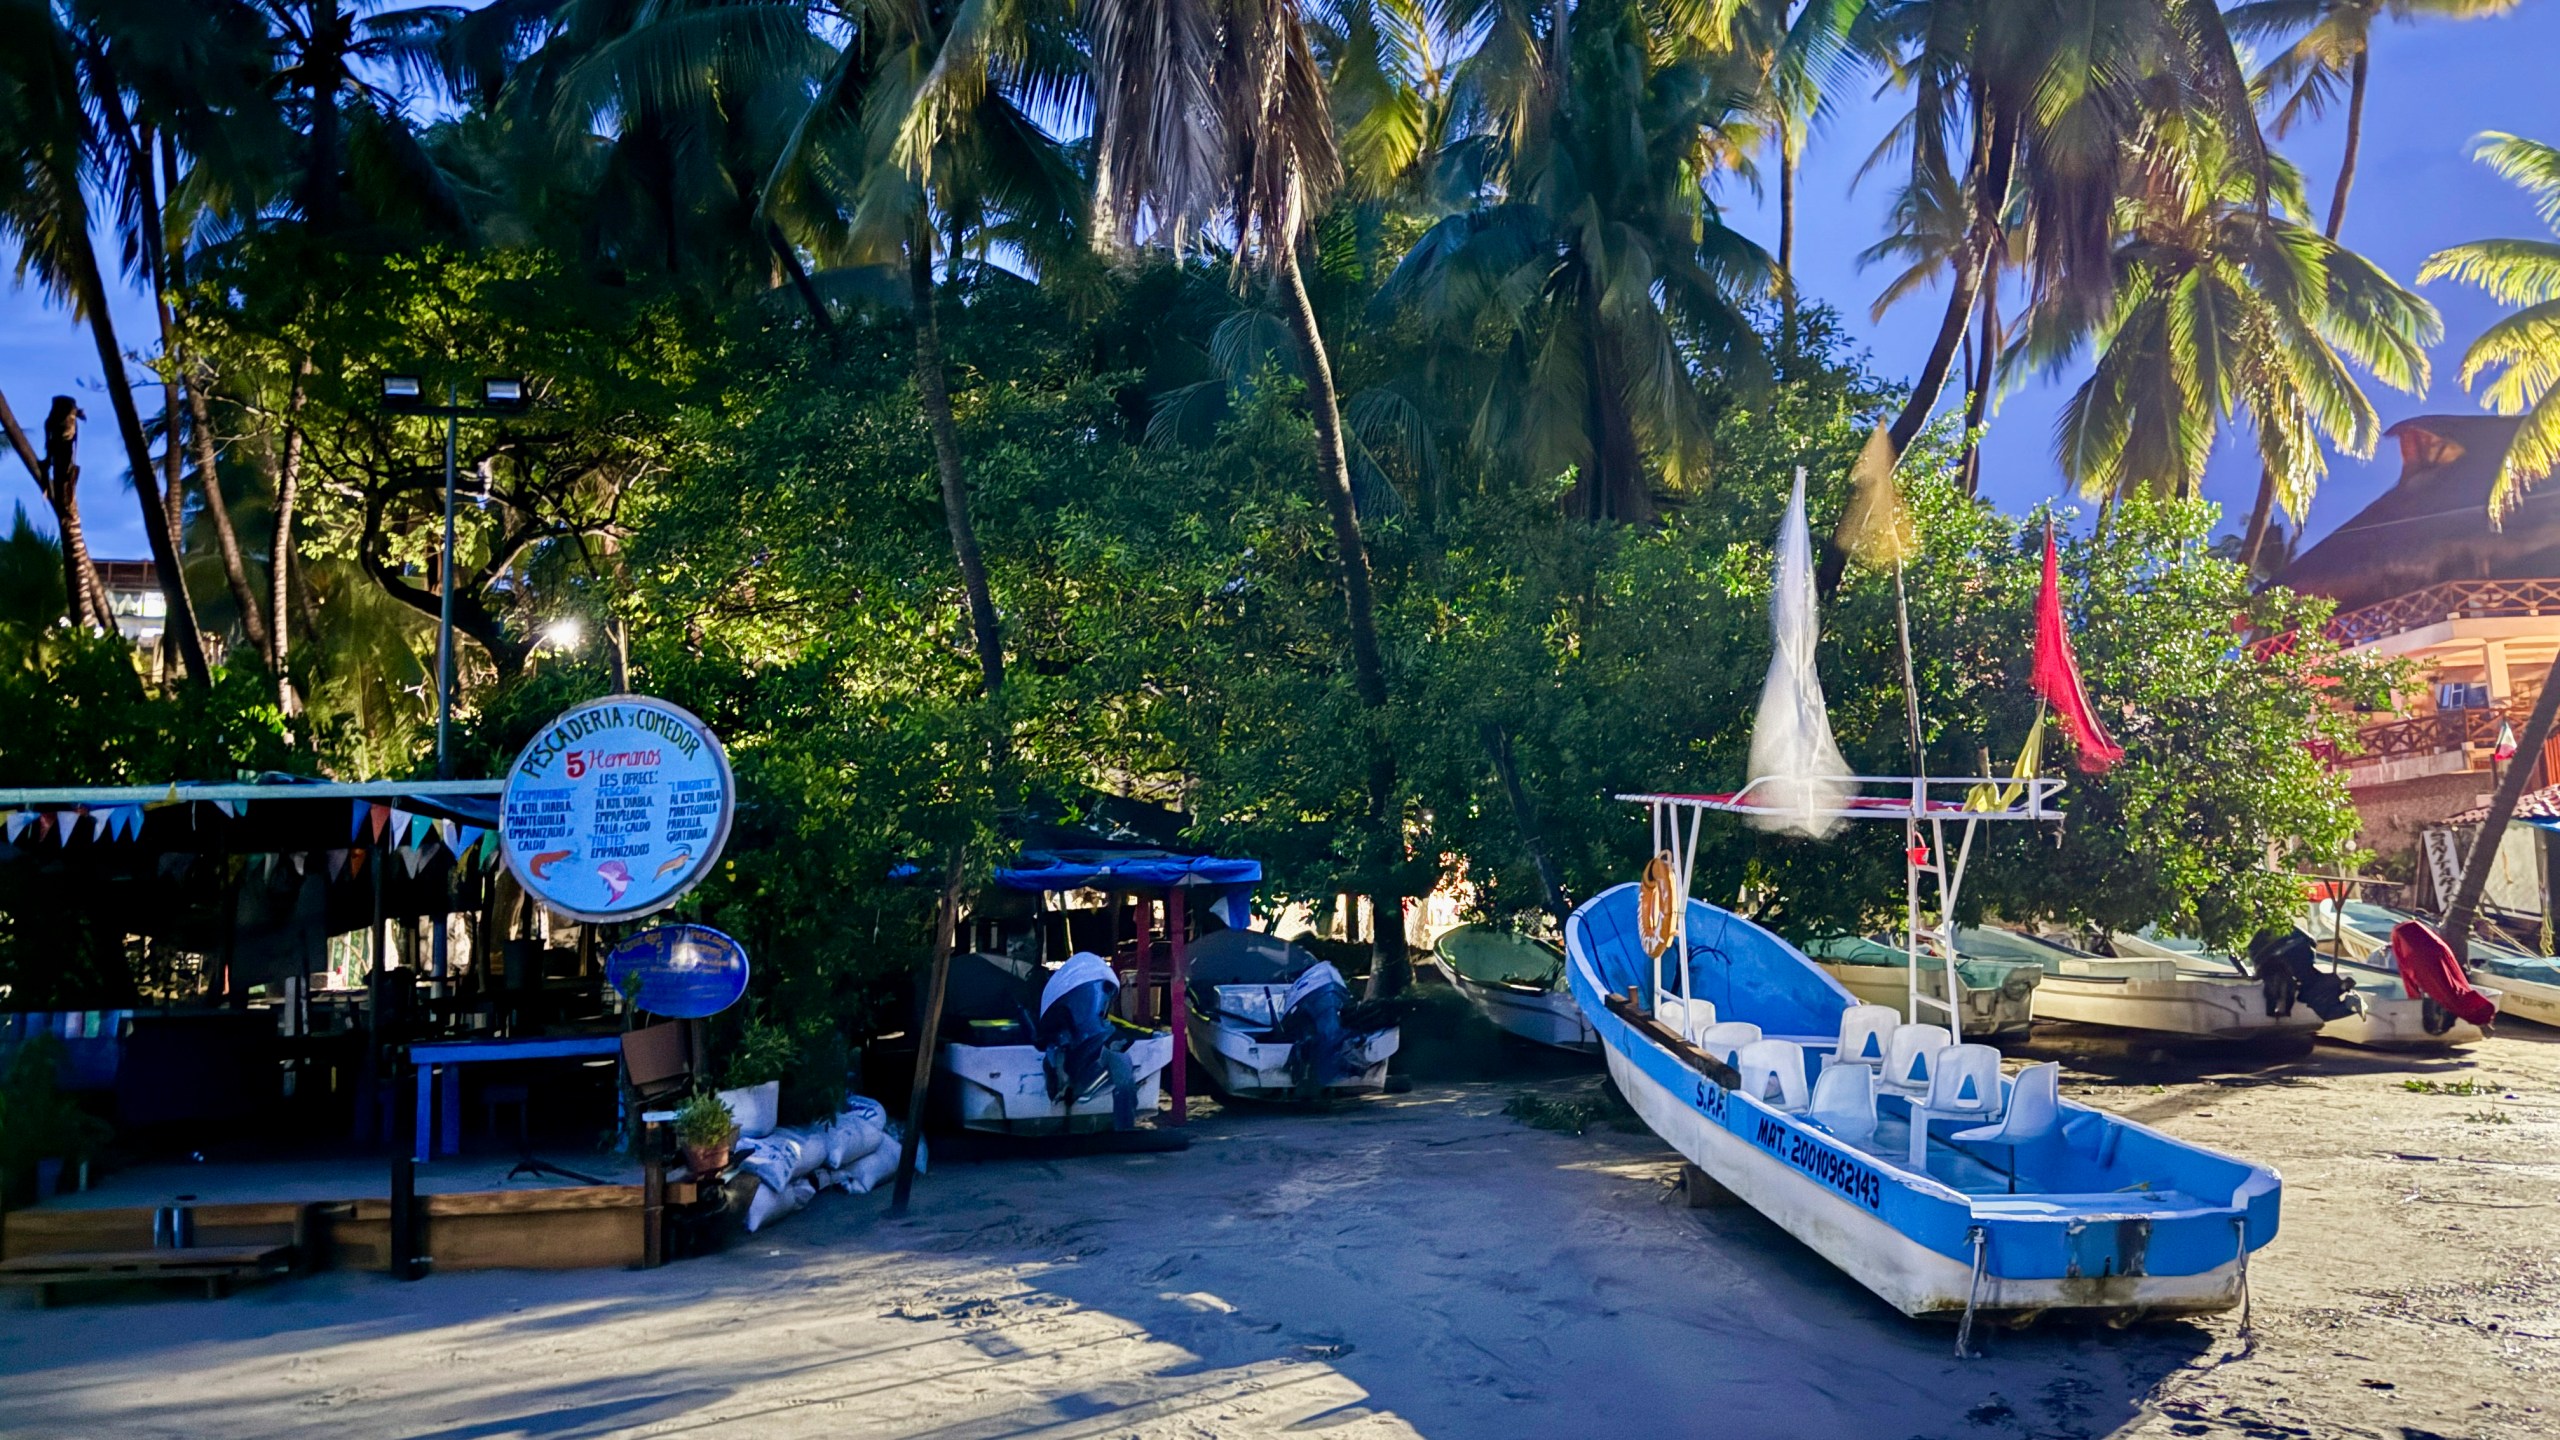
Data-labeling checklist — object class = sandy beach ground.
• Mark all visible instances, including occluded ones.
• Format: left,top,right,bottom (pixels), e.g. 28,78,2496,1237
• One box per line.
1,999,2555,1440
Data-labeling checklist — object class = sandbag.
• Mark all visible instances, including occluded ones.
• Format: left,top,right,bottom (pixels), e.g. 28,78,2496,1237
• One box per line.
827,1095,890,1167
737,1123,828,1195
716,1081,780,1139
744,1176,816,1233
842,1124,925,1194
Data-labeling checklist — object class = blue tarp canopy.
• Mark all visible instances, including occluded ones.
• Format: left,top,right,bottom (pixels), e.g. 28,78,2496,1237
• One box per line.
991,848,1261,892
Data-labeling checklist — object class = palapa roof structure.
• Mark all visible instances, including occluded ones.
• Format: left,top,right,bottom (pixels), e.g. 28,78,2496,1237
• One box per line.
2279,416,2540,612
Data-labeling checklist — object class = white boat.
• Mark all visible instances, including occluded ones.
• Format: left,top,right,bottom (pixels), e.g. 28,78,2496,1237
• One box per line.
1183,930,1400,1099
931,952,1177,1134
1434,924,1600,1051
1803,934,2040,1040
1572,800,2277,1327
1958,928,2324,1042
2298,900,2516,1042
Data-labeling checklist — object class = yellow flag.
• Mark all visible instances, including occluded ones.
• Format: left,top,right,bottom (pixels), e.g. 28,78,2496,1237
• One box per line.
1966,707,2048,812
1836,425,1914,569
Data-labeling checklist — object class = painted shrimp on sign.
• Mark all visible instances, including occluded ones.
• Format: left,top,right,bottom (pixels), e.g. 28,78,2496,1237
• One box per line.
500,695,735,923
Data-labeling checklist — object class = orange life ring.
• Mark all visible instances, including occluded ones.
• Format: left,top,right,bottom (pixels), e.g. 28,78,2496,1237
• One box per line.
1638,851,1679,958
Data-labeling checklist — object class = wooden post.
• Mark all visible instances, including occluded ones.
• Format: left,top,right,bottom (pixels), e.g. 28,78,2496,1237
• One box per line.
1165,888,1189,1126
891,852,965,1217
1133,895,1157,1026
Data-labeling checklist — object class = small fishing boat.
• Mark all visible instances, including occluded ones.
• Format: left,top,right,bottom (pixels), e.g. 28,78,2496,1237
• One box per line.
1183,929,1400,1099
2302,899,2527,1037
1801,934,2040,1040
1956,928,2324,1042
1573,482,2276,1332
1433,923,1599,1051
932,952,1177,1134
1571,850,2276,1326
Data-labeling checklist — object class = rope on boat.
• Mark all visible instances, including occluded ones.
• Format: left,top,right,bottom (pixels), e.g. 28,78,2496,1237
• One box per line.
1956,1224,1988,1359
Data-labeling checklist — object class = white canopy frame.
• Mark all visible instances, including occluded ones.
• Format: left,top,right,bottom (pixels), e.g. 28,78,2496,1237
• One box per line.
1623,775,2065,1044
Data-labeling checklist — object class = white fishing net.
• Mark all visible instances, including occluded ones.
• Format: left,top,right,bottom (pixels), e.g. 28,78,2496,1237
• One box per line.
1746,469,1852,838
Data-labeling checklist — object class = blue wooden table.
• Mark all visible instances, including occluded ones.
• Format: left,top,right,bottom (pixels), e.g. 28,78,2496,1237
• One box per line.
410,1035,623,1162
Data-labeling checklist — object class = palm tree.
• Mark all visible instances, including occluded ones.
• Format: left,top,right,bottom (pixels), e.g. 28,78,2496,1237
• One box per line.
1376,0,1774,522
0,389,109,627
1863,0,2266,466
2424,131,2560,959
1858,159,2018,493
0,0,214,683
2229,0,2522,241
1087,0,1421,990
2022,128,2434,531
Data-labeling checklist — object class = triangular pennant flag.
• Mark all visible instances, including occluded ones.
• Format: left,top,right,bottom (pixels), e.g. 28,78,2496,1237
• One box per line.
118,806,145,840
2032,526,2125,774
400,845,428,878
455,825,487,861
406,814,432,850
290,852,307,876
54,810,81,843
349,847,368,877
478,831,502,866
351,799,370,840
437,819,459,852
368,803,391,842
4,811,29,842
326,849,348,879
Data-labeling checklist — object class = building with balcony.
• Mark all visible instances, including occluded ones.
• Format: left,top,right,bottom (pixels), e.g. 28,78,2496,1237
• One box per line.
2279,415,2551,857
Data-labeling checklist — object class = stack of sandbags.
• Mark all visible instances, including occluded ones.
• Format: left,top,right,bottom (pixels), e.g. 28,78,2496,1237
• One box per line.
735,1093,925,1231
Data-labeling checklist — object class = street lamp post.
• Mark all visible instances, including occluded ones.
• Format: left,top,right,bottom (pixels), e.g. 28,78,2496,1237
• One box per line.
379,375,529,780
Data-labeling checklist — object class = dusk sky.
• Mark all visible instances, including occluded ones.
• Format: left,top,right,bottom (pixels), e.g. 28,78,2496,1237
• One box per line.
4,5,2554,562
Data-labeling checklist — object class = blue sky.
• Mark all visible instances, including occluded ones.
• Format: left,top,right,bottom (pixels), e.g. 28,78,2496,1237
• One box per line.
5,5,2554,561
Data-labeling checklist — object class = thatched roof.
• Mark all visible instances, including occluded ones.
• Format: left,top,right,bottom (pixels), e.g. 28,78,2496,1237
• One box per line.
2278,416,2541,611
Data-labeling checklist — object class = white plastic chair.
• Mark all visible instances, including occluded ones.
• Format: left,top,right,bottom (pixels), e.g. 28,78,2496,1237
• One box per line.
1908,1043,2004,1168
1695,1021,1763,1072
1954,1062,2061,1192
1658,992,1717,1045
1735,1039,1811,1114
1834,1004,1899,1069
1880,1023,1952,1095
1808,1061,1876,1142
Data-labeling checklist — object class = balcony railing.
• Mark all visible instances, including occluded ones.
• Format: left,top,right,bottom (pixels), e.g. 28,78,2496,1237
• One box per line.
2351,707,2518,763
2326,578,2560,648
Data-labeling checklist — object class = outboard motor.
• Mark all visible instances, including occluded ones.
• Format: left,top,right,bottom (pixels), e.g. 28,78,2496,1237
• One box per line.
2249,929,2360,1022
1279,960,1356,1095
1038,952,1137,1129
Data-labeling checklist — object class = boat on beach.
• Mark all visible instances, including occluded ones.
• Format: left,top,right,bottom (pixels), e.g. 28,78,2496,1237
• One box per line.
1956,928,2324,1043
1569,840,2278,1326
1802,934,2041,1040
2301,899,2528,1037
932,952,1177,1135
1183,929,1401,1099
1431,924,1600,1051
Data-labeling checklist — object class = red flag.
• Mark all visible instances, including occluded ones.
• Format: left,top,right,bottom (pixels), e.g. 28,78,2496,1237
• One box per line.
2033,527,2124,773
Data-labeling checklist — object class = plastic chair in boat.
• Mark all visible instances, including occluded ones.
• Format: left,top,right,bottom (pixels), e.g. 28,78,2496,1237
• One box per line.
1953,1061,2061,1192
1659,993,1717,1045
1807,1062,1877,1142
1908,1043,2004,1168
1695,1021,1762,1072
1833,1005,1898,1069
1735,1039,1810,1113
1879,1023,1952,1096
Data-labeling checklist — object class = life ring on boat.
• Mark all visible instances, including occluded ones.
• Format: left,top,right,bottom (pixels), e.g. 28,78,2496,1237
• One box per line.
1638,852,1680,959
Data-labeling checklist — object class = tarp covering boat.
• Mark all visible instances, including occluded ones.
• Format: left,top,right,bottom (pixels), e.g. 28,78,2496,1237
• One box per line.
1182,930,1399,1098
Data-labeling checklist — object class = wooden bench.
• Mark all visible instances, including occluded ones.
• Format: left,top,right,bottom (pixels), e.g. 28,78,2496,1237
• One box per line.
0,1244,297,1306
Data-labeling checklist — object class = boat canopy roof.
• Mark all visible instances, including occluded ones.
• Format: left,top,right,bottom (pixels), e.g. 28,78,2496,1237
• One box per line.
1183,928,1316,990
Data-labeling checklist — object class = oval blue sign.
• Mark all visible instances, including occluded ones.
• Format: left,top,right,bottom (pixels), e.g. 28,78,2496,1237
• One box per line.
605,924,750,1019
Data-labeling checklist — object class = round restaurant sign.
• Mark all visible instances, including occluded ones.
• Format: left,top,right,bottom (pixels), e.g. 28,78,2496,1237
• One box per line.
500,695,733,923
605,924,750,1018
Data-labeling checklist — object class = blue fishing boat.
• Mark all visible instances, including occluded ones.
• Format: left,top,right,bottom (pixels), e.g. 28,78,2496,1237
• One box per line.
1565,475,2278,1336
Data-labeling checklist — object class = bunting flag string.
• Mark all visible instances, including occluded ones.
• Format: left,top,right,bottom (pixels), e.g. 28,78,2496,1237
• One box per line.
3,811,30,842
455,825,487,862
54,810,82,843
350,799,370,840
349,847,368,877
326,849,349,880
368,803,391,842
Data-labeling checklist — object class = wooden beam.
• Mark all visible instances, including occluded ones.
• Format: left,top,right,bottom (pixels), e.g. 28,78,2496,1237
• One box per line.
891,851,965,1216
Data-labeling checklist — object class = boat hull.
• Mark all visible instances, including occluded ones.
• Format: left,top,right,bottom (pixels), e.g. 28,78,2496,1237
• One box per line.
1451,972,1601,1051
2481,970,2560,1028
1182,1010,1400,1100
1600,1041,2248,1321
934,1033,1175,1134
2317,972,2496,1048
1812,960,2035,1040
2029,975,2322,1042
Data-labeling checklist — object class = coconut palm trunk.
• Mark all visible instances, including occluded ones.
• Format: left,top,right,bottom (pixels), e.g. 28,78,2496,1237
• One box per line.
2443,649,2560,962
271,360,309,703
909,236,1004,707
2,389,107,627
2325,49,2367,240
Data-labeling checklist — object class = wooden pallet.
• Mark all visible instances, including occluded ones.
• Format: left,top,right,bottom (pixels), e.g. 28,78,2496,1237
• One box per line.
0,1244,296,1305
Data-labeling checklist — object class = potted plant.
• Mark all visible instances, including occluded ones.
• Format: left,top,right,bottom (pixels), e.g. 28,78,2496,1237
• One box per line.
673,1089,739,1177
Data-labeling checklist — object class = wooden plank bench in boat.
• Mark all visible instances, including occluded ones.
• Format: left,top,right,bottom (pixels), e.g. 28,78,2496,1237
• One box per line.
1603,988,1742,1089
0,1243,297,1305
